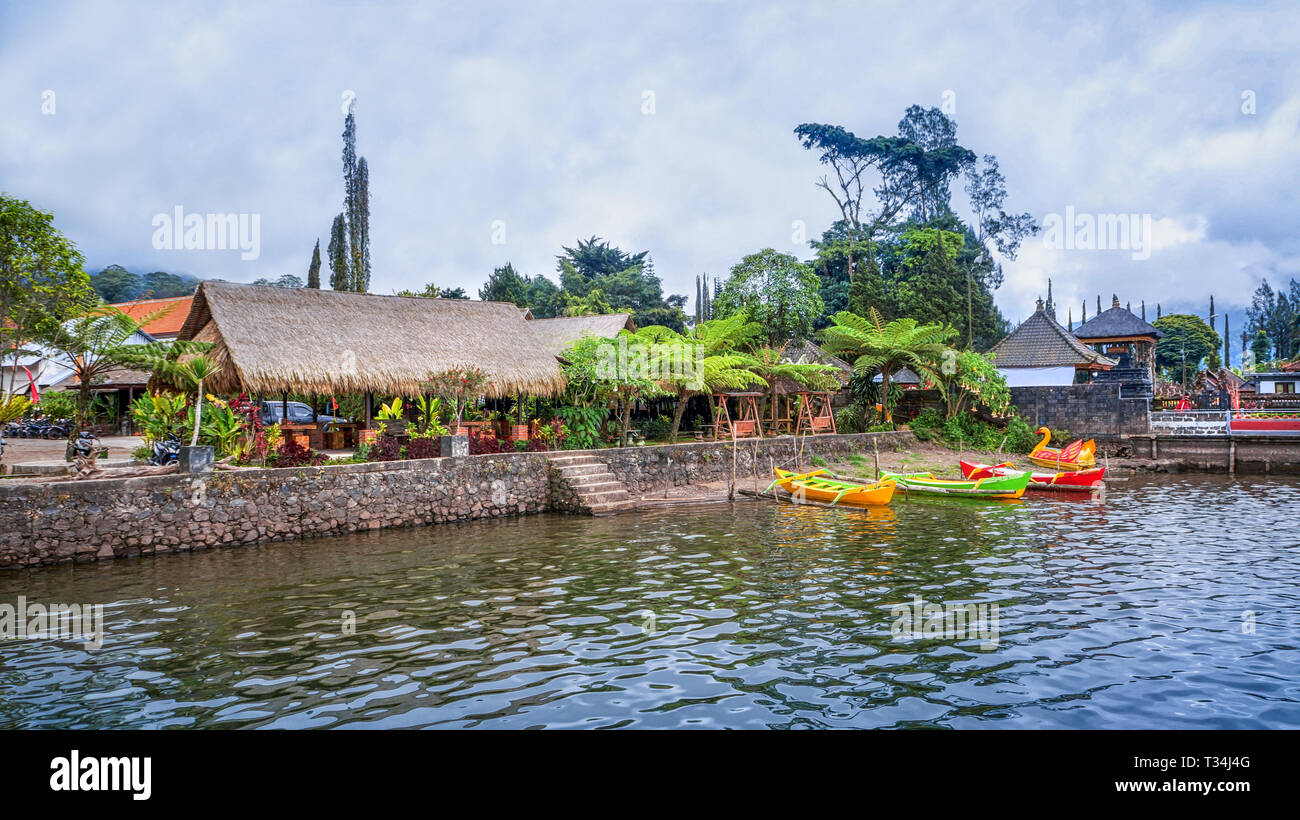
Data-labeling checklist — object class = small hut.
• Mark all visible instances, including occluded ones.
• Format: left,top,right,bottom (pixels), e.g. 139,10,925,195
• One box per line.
174,282,566,412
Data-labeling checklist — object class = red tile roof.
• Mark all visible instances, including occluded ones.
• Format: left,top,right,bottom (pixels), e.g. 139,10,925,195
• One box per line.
108,296,194,337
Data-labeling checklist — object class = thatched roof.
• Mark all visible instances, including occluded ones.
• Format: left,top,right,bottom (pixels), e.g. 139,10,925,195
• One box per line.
527,313,636,356
176,281,565,397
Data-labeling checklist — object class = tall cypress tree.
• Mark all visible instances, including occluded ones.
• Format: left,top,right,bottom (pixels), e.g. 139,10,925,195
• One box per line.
356,157,371,292
327,214,349,290
342,112,362,291
307,239,322,289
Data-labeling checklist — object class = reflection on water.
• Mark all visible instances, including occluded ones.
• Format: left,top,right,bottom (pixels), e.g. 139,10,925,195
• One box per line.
1,474,1297,729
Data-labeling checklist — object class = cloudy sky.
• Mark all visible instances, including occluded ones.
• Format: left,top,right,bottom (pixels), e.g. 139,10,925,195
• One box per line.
3,0,1297,345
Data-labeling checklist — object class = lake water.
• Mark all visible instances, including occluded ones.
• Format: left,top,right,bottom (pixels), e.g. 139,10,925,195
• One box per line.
1,474,1297,729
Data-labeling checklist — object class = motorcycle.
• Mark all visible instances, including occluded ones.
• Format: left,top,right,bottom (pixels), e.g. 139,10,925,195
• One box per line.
146,435,181,466
71,430,103,460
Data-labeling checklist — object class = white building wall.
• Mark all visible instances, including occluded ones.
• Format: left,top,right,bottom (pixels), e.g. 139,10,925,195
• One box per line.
998,366,1076,387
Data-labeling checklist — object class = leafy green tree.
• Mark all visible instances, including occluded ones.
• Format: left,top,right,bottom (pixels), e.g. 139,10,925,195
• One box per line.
479,263,529,305
637,313,764,442
821,308,955,423
1,195,94,385
1250,329,1270,371
306,239,321,288
556,238,685,329
941,350,1011,419
36,305,210,448
1154,314,1221,384
396,282,441,298
713,249,824,346
441,287,469,300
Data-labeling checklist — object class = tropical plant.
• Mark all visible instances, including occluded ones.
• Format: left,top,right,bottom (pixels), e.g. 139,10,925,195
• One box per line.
411,394,448,438
424,367,490,431
821,307,955,423
376,397,404,420
160,354,222,448
199,400,246,459
131,392,184,444
556,406,605,450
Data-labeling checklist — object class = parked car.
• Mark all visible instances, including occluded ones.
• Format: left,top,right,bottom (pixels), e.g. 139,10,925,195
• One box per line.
259,400,349,427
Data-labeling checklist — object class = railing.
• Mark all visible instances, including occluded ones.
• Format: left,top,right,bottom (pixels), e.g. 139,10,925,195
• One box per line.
1227,410,1300,436
1148,410,1229,436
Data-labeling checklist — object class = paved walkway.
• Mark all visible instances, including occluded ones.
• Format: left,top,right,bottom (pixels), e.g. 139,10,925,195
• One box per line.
2,435,143,473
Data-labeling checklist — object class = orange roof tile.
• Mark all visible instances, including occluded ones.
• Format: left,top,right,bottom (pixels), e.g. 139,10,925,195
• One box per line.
108,295,194,337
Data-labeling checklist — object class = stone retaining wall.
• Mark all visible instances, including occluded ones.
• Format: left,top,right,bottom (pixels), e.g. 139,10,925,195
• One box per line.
1125,434,1300,475
578,431,916,495
1010,385,1150,440
0,432,915,570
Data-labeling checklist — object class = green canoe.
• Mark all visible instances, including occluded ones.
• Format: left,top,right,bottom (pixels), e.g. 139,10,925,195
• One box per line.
880,469,1030,499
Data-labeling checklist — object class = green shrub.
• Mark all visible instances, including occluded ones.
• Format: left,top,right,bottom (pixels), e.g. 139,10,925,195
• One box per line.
836,404,871,434
810,455,828,467
907,407,1039,454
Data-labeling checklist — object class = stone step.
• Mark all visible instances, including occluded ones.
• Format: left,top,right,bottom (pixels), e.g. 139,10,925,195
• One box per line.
554,463,606,477
569,479,624,491
547,455,601,466
582,489,630,502
588,499,638,516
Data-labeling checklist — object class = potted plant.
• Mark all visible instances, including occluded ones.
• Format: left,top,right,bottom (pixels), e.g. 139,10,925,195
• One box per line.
375,397,408,435
175,354,221,473
424,367,491,456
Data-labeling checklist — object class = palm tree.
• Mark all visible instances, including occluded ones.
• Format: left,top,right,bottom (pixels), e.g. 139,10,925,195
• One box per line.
821,308,955,424
166,355,222,447
36,306,211,445
640,313,767,442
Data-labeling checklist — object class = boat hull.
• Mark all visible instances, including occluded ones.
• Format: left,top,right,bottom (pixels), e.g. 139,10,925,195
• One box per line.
960,460,1105,491
771,468,895,507
881,470,1030,499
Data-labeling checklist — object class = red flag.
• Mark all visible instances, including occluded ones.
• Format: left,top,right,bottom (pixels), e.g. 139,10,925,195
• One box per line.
20,366,39,404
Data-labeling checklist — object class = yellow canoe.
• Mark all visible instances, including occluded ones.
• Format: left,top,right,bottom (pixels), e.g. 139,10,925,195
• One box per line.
770,468,896,507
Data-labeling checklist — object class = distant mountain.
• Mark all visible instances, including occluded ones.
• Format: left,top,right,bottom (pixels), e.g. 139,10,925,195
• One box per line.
90,264,202,303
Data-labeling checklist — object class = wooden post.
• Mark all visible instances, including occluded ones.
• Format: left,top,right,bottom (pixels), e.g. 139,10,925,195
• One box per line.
873,437,880,481
364,392,373,428
729,428,737,501
281,393,289,425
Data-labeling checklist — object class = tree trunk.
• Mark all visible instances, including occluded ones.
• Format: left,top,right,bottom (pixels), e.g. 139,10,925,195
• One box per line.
191,379,204,447
881,369,892,424
669,389,692,443
619,395,632,447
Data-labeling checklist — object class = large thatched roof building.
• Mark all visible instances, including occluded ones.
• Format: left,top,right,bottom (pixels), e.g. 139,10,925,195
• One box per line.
526,313,636,357
176,282,566,397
